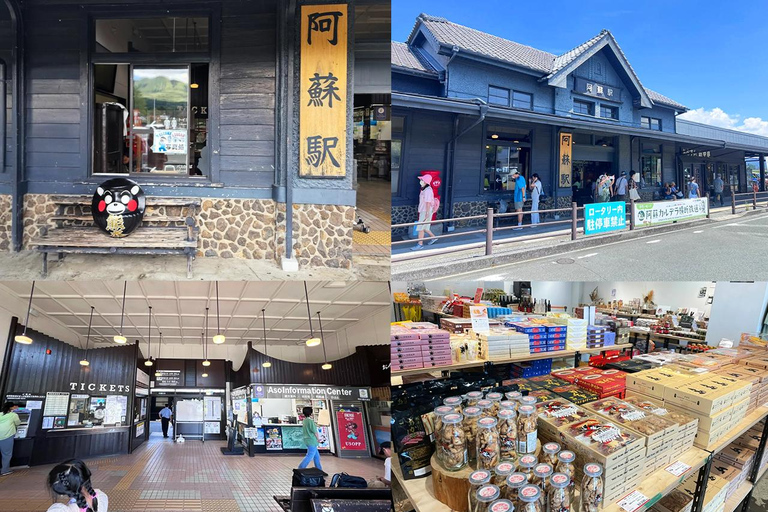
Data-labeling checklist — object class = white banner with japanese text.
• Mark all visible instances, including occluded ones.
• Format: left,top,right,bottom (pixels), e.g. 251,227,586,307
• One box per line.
634,198,708,227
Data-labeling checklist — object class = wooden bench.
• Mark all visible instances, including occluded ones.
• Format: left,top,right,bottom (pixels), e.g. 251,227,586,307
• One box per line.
32,195,200,278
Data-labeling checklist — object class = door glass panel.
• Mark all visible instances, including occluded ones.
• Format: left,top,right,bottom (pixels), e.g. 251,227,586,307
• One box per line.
391,139,401,194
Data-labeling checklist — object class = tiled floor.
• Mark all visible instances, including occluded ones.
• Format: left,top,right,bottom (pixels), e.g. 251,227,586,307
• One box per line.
0,434,385,511
354,179,391,258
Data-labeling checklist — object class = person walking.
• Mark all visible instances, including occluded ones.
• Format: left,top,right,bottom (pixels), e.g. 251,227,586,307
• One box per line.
511,170,526,229
614,171,629,202
159,403,172,439
529,173,542,225
596,174,612,203
0,402,20,476
298,407,322,471
411,174,438,251
46,459,108,512
713,174,725,206
688,176,700,198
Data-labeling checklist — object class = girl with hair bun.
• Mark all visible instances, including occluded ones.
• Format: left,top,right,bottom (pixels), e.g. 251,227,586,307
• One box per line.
46,459,108,512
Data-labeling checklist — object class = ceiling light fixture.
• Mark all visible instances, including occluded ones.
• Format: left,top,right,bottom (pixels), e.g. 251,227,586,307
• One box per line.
303,281,321,347
491,134,499,139
15,280,35,344
80,305,94,366
144,305,154,366
155,332,162,377
213,282,225,344
317,311,331,370
202,307,211,367
261,308,271,368
114,281,127,343
201,331,208,379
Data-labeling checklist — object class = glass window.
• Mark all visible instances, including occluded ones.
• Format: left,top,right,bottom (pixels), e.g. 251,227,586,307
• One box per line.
95,17,209,53
641,155,662,188
484,144,528,191
391,139,402,195
573,100,593,115
489,86,510,106
600,105,618,120
641,116,661,130
512,91,533,110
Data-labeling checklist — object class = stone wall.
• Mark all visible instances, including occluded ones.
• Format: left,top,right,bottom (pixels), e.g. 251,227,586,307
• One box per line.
0,194,11,251
19,194,353,267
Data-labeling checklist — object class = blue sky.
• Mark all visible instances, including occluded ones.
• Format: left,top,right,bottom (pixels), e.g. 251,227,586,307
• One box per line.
392,0,768,135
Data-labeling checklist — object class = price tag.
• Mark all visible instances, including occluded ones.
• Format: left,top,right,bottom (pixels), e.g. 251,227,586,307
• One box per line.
618,490,649,512
665,461,691,477
470,305,490,334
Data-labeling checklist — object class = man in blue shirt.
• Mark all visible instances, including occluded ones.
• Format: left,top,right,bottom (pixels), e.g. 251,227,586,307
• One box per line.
512,170,526,229
159,403,173,438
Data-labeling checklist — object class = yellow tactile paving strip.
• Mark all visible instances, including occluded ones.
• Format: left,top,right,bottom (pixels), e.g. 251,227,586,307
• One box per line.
353,230,391,245
114,443,160,490
131,498,203,510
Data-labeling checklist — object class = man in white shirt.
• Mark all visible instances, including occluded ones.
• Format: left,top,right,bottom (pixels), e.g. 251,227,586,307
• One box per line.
372,441,391,487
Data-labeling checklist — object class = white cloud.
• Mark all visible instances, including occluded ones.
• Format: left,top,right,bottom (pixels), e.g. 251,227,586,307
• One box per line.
679,107,768,137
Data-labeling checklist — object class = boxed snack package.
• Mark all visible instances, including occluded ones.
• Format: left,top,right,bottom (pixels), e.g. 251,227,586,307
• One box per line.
679,473,728,512
654,489,693,512
584,397,679,448
535,399,590,439
664,378,735,416
551,385,600,405
560,416,643,470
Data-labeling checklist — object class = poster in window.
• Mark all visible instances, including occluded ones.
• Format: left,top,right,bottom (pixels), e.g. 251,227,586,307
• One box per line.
336,411,367,451
317,426,330,450
299,3,348,177
558,132,572,188
105,395,128,425
265,427,283,451
151,128,187,155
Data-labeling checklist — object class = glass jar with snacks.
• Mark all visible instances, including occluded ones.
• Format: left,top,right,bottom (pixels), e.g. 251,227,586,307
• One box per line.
488,499,514,512
549,473,572,512
476,417,500,470
555,451,576,495
432,405,454,458
518,454,537,481
581,463,604,512
438,413,467,471
493,461,516,488
518,484,543,512
520,396,537,408
542,442,561,466
468,469,492,512
465,391,485,408
516,405,538,454
497,408,517,462
475,484,501,512
504,472,528,508
444,396,464,413
532,463,553,509
500,400,516,411
463,406,482,462
505,391,523,404
477,399,494,418
486,392,503,416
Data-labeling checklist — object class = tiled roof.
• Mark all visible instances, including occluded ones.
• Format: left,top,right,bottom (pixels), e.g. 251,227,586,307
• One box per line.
646,89,688,111
412,14,556,74
391,41,438,75
550,30,609,76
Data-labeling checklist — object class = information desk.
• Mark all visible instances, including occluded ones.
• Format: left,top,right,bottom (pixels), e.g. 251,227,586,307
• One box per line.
253,423,332,454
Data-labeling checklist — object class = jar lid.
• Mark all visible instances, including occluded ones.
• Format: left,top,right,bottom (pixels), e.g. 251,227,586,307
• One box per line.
518,405,535,414
557,450,575,463
506,473,527,488
505,391,522,400
463,406,482,417
495,462,515,475
476,484,501,503
543,442,561,454
478,417,498,428
466,391,484,399
584,462,603,477
550,472,570,488
519,484,541,502
489,499,514,512
434,405,453,416
477,399,493,409
442,413,463,424
469,470,492,485
444,396,463,406
498,409,516,420
534,463,553,477
519,454,537,467
499,400,516,410
486,392,503,401
521,396,537,406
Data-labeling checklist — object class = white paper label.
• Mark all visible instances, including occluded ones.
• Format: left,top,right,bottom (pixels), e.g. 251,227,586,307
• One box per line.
517,430,538,453
549,405,579,418
620,410,646,422
618,490,649,512
665,461,691,477
591,425,621,443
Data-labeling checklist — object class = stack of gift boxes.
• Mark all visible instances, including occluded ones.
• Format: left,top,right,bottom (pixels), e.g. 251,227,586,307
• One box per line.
677,473,728,512
506,321,567,353
738,356,768,407
439,317,502,334
510,358,553,378
551,366,628,399
390,324,453,371
473,328,530,361
712,442,755,500
549,317,587,350
587,325,611,349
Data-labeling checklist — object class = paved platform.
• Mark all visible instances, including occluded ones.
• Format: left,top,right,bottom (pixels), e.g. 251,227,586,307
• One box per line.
0,434,385,511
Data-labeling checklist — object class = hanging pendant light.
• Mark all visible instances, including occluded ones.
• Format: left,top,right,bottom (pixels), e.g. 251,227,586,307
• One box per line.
80,305,94,366
213,281,225,344
202,307,211,367
144,306,154,366
15,280,36,344
317,312,332,370
114,281,127,343
200,330,208,378
303,281,321,347
155,332,162,377
261,308,271,368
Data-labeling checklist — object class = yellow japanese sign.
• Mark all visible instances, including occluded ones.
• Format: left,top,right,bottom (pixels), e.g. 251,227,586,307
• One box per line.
300,4,348,177
559,132,572,188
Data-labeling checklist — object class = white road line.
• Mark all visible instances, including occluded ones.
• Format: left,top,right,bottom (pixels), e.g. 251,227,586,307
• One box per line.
578,253,599,259
693,230,703,234
646,240,661,244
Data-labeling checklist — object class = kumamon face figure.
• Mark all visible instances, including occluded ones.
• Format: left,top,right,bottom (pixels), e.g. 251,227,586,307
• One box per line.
91,178,146,237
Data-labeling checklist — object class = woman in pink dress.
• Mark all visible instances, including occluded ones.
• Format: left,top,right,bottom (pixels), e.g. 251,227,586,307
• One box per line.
412,174,439,250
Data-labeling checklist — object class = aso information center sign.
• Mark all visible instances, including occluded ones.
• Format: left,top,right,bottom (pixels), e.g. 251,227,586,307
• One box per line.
634,198,708,227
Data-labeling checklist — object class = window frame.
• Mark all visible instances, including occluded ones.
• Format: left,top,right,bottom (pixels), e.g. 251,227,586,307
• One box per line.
391,115,405,197
511,90,533,110
488,85,511,106
0,60,5,173
599,104,618,120
85,6,220,184
573,99,594,116
640,154,662,188
641,116,662,131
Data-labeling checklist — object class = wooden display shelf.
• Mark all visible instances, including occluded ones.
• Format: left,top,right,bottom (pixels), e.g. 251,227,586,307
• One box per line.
705,406,768,454
391,344,634,378
602,447,711,512
723,480,753,512
391,461,451,512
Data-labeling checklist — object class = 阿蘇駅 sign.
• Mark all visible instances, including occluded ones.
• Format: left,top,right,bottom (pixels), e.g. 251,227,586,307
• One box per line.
252,384,371,401
154,370,182,387
574,77,621,102
69,382,131,393
634,198,708,227
299,3,348,177
584,201,627,236
558,132,572,188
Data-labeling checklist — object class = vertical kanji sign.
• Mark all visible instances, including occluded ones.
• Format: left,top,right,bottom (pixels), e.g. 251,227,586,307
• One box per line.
559,132,572,188
300,4,348,177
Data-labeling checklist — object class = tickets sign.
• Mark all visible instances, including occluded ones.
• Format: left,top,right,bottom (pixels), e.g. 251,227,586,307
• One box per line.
634,198,708,227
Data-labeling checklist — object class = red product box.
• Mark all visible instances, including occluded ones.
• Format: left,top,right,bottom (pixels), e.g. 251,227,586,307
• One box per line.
576,374,626,395
551,369,579,383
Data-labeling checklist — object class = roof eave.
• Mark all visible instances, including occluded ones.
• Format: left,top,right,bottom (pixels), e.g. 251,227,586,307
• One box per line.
391,65,440,80
436,43,548,77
